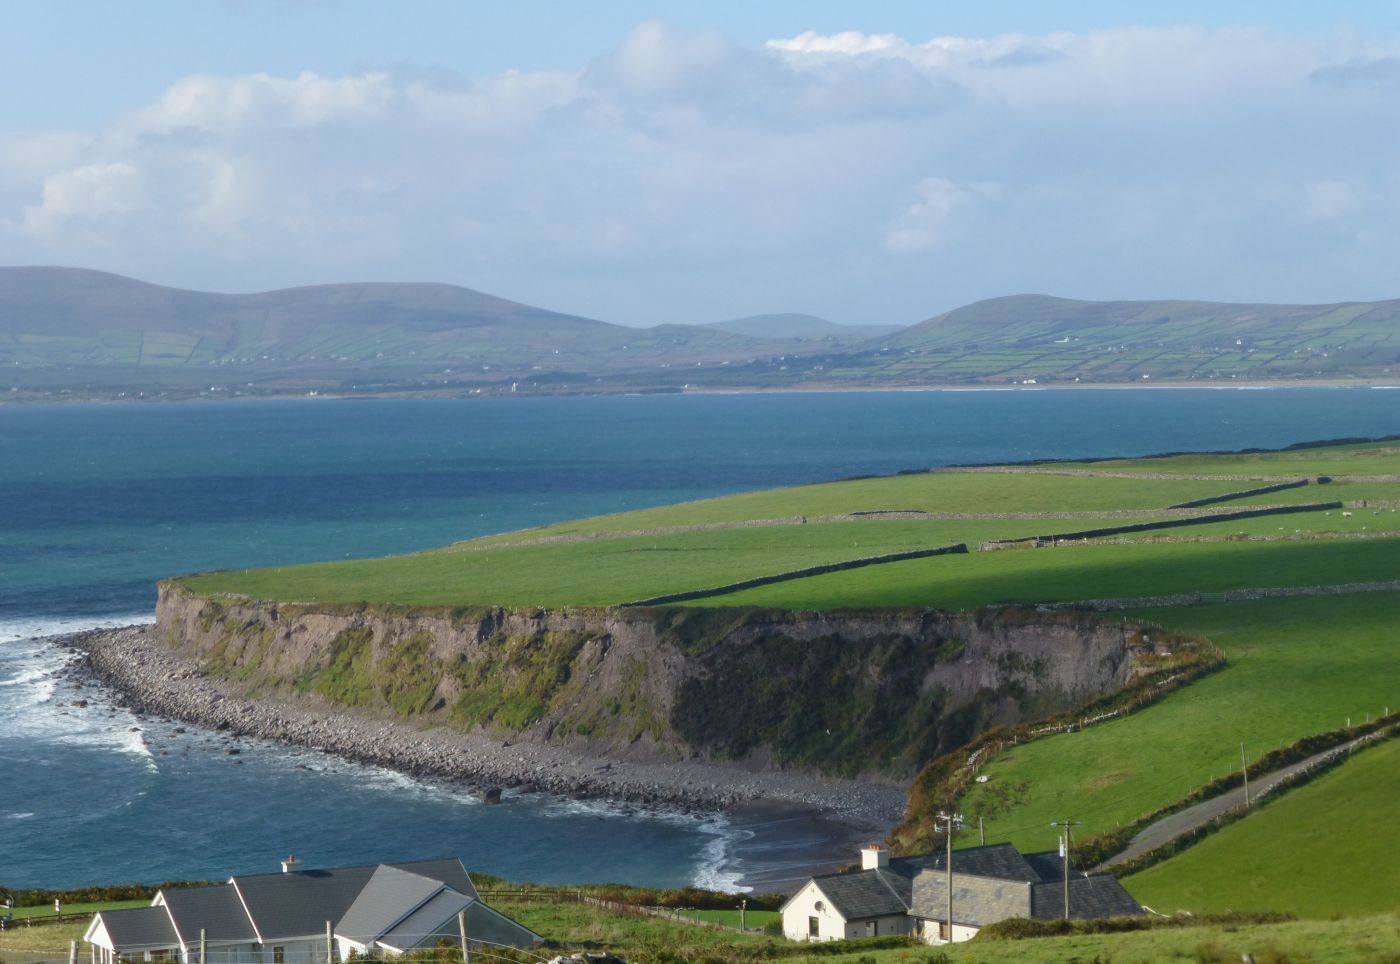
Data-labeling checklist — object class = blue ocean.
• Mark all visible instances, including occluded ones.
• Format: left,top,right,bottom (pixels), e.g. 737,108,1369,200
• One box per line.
2,389,1397,890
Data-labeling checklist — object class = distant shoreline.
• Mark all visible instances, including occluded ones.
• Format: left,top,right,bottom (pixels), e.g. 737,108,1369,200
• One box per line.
56,625,903,894
5,378,1400,406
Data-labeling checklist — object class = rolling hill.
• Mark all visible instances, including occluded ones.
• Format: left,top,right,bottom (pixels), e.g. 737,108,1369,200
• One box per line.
3,269,1399,399
704,313,903,341
0,267,806,398
849,293,1400,384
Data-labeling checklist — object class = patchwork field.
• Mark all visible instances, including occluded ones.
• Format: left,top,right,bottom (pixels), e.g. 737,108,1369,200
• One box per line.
176,437,1400,919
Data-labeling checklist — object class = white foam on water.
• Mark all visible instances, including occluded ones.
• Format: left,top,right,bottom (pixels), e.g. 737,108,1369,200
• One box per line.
0,613,151,644
0,617,159,772
689,814,752,894
5,812,36,820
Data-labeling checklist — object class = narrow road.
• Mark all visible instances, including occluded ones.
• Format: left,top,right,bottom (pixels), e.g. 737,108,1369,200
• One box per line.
1098,732,1382,869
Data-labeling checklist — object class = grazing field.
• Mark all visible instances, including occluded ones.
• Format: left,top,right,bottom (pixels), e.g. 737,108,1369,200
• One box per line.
1124,736,1400,917
179,440,1400,610
952,593,1400,856
173,438,1400,922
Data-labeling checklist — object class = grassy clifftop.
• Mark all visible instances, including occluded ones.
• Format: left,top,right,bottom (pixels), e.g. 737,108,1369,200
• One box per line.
181,438,1400,610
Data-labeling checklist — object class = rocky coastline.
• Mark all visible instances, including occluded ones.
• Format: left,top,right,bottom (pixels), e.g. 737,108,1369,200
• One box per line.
57,624,905,883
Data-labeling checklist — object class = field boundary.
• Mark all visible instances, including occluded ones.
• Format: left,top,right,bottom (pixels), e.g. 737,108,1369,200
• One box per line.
983,501,1341,549
620,543,969,606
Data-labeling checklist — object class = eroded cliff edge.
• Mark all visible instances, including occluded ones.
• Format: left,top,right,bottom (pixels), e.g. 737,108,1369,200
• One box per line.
155,582,1194,783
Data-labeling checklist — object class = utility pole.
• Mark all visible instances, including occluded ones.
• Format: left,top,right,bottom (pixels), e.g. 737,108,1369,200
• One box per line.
1050,819,1082,921
979,817,985,846
458,909,470,964
935,811,964,943
1241,743,1251,808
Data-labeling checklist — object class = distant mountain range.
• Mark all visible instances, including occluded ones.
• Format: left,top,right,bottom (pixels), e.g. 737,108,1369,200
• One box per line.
2,268,1396,400
703,313,904,341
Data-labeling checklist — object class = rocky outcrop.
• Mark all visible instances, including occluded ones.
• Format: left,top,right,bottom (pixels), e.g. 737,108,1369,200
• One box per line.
155,583,1192,782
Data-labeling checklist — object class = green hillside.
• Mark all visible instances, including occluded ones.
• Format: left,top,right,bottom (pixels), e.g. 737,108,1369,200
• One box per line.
0,267,801,398
1124,735,1400,917
5,269,1400,398
850,293,1400,384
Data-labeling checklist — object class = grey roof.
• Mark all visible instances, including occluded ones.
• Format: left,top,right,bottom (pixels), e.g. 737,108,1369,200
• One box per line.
809,869,909,920
1030,875,1144,921
160,885,258,944
894,843,1044,883
337,867,445,945
909,872,1031,928
231,858,478,941
376,890,473,950
1022,851,1067,883
380,898,542,951
97,907,180,950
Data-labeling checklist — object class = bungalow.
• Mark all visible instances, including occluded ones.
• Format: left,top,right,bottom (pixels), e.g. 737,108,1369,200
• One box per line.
781,843,1142,944
84,857,540,964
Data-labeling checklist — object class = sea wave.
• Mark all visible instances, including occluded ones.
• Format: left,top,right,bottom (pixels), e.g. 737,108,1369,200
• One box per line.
0,613,151,644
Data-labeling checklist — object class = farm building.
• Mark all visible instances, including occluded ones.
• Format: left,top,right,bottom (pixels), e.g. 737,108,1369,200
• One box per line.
781,843,1141,944
84,857,540,964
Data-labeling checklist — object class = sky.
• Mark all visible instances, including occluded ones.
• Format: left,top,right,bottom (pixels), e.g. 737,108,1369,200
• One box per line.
2,2,1399,326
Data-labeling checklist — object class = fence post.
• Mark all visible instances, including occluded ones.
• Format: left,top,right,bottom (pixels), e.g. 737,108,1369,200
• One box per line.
70,940,79,964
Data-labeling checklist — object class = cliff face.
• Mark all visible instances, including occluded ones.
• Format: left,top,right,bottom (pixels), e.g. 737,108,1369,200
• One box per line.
156,583,1180,779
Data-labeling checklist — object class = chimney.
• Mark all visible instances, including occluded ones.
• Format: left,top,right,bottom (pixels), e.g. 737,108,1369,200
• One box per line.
861,845,889,871
281,855,301,874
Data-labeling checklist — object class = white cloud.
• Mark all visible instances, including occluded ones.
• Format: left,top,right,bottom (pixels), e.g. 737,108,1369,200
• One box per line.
2,23,1400,323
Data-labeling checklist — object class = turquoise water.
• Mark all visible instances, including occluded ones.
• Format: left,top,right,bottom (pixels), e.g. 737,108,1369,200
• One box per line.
1,389,1397,889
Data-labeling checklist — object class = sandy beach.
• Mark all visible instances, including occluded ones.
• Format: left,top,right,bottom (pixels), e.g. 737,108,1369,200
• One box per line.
56,624,904,893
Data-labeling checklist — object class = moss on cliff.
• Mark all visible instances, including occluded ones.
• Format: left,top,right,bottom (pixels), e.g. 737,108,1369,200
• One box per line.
449,630,596,731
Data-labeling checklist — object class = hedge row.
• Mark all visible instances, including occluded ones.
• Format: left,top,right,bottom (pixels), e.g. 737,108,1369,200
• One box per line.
621,543,969,607
974,910,1295,942
1080,710,1400,867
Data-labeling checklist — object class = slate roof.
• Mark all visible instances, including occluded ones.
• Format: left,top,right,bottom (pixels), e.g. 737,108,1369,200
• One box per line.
909,873,1031,928
1030,876,1144,921
896,843,1044,882
1022,851,1067,883
337,867,445,945
96,907,180,950
375,888,474,950
231,858,477,941
806,869,909,920
160,885,258,945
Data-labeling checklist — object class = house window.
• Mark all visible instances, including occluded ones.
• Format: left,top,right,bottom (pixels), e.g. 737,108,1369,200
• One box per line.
273,947,285,964
808,916,819,937
938,921,950,942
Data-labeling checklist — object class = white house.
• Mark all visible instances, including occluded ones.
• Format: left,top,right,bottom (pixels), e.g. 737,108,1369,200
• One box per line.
781,843,1142,944
84,858,540,964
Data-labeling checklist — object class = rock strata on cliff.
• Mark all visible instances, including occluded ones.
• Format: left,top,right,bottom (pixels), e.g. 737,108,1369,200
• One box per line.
155,583,1185,781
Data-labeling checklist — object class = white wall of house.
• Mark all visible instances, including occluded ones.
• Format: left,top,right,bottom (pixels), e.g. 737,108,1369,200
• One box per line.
910,917,979,944
845,915,910,940
780,882,849,942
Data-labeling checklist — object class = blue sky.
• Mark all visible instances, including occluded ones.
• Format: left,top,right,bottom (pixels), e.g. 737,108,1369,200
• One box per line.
2,2,1398,324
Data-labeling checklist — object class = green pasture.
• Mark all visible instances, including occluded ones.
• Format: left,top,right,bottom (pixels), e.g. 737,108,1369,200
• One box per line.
1125,736,1400,918
471,471,1261,546
183,518,1047,607
705,538,1400,610
6,900,147,921
953,593,1400,854
1061,440,1400,477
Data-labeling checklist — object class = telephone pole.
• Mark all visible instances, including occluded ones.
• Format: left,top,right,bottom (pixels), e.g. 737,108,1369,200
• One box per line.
1050,819,1082,920
935,811,964,943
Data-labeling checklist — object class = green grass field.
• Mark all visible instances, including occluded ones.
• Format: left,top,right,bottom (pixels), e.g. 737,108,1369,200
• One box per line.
170,438,1400,922
179,439,1400,610
1124,736,1400,918
954,593,1399,856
